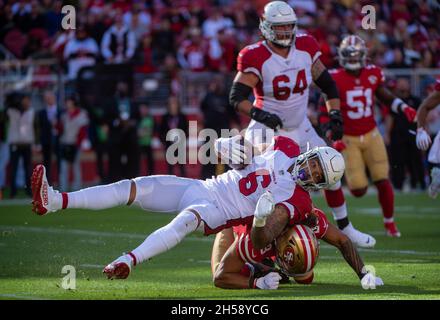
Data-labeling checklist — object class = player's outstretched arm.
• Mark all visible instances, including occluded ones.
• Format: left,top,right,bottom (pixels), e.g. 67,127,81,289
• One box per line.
418,90,440,129
251,204,289,250
312,60,343,140
376,84,417,122
214,135,271,169
322,223,365,279
416,90,440,150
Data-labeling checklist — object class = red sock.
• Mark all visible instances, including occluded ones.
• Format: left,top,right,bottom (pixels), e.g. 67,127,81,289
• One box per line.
61,192,68,209
324,188,345,208
375,180,394,220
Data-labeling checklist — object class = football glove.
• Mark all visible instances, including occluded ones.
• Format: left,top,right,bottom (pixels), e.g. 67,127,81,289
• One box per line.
328,109,344,141
332,140,347,152
250,107,283,131
360,272,384,289
214,136,248,166
253,191,275,227
416,128,432,151
401,104,417,122
255,272,282,290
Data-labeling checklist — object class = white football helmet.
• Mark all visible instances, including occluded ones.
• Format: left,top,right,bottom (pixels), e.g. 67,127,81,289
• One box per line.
259,1,298,48
292,146,345,190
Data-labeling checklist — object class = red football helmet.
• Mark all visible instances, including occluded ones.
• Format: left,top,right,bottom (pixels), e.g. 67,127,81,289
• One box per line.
338,35,368,71
275,224,319,278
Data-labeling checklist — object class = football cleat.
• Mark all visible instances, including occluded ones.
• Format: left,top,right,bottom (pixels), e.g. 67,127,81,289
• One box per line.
31,164,61,215
385,222,401,238
342,223,376,248
103,254,134,280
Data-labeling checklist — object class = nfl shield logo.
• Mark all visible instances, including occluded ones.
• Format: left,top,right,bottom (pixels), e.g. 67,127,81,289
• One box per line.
369,76,377,85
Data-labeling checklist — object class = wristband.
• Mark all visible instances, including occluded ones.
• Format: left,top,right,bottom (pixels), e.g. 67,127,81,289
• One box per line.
391,98,404,113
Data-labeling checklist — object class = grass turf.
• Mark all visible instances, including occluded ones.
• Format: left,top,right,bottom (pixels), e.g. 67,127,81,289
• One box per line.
0,192,439,300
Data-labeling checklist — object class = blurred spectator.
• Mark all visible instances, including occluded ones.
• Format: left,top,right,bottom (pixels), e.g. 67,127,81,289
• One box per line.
137,103,155,176
64,25,99,81
0,105,8,200
59,96,89,191
101,10,136,64
43,0,63,37
200,76,240,179
207,28,236,72
160,96,188,177
124,2,152,42
103,81,139,181
151,19,175,64
6,93,35,198
36,90,60,184
177,28,207,72
386,78,425,191
134,33,157,73
202,9,234,39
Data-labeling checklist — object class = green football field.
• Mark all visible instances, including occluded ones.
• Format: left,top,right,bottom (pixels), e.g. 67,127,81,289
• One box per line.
0,192,439,300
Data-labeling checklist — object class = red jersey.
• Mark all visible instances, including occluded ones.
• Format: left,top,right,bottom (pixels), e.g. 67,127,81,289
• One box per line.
435,77,440,92
329,65,386,136
233,208,329,265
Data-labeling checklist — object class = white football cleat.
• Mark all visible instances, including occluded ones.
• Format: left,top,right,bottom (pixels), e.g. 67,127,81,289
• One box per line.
31,164,61,215
342,223,376,248
103,254,135,280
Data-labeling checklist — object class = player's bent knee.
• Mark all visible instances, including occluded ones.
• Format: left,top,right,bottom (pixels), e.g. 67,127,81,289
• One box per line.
112,179,133,205
127,180,137,205
350,187,368,198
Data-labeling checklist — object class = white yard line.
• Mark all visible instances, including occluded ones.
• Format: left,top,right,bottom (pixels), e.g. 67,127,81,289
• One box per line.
2,224,439,256
0,225,213,243
0,293,46,300
79,264,103,269
0,199,31,206
320,244,440,256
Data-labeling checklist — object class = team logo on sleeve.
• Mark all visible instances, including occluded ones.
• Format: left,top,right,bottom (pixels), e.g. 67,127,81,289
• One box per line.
368,75,377,85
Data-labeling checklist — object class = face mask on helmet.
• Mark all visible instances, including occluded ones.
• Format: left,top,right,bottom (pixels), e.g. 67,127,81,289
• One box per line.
293,146,345,190
259,1,298,48
260,19,297,47
338,36,367,71
292,149,327,191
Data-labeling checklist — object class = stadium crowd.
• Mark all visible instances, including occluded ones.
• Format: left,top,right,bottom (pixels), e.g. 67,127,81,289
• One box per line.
1,0,440,198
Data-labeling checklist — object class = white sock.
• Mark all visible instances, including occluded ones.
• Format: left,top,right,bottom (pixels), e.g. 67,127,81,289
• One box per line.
384,217,394,224
131,210,200,264
67,180,131,210
331,203,348,221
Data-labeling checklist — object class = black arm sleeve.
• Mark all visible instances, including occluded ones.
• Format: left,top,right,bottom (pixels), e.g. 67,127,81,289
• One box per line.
314,69,339,100
229,81,253,111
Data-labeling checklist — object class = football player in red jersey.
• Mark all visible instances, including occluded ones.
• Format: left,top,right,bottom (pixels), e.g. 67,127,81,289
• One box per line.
212,205,384,290
228,1,374,248
416,77,440,198
319,35,418,237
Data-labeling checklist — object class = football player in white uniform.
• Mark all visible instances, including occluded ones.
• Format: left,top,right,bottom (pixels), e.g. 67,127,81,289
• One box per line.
416,77,440,198
228,1,375,248
31,135,344,280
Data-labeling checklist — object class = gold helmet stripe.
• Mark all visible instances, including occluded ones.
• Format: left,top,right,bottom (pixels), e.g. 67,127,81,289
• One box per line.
296,225,312,273
244,234,258,264
237,233,247,262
